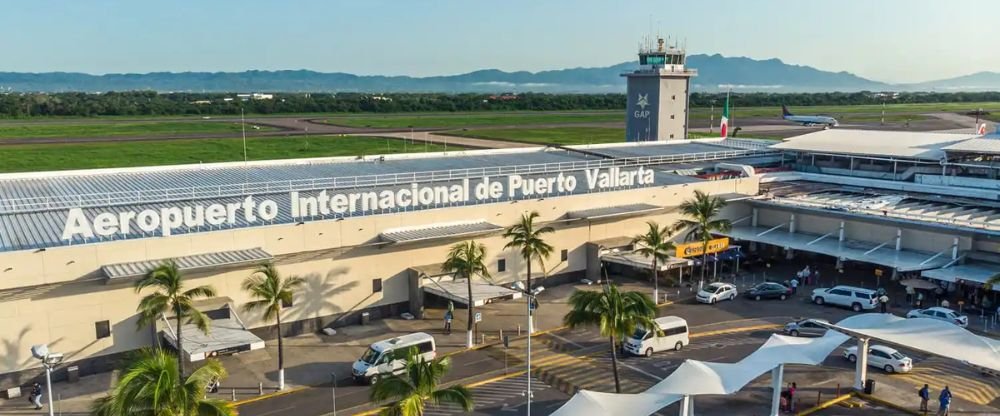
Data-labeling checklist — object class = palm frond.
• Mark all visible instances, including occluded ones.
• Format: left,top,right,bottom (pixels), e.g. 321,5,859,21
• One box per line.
431,385,474,411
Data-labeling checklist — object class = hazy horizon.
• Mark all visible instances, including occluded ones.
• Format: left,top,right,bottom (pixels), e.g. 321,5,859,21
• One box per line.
3,0,999,84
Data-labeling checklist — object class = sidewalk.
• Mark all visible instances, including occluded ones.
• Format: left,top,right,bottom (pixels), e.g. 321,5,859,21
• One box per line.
0,278,666,415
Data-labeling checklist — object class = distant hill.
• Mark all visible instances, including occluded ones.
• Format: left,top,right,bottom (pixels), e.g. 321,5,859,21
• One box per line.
0,55,994,93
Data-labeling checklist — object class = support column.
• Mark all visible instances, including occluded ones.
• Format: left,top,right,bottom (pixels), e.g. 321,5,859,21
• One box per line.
895,229,902,251
770,363,785,416
838,221,845,242
854,338,869,391
789,214,796,234
679,395,691,416
952,237,959,260
752,208,759,227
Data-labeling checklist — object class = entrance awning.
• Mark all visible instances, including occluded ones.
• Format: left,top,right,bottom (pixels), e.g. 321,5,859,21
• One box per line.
922,262,1000,292
102,248,272,280
722,226,951,272
421,279,522,307
566,203,661,221
160,298,265,362
600,251,693,271
380,220,502,244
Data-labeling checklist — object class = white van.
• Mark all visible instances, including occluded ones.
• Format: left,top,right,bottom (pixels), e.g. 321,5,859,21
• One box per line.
624,316,689,357
352,332,436,384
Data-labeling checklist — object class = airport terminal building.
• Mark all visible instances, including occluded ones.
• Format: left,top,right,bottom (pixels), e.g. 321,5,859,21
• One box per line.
0,138,777,386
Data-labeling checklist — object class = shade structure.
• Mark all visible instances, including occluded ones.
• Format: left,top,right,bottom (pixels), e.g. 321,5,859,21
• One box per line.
101,247,272,280
600,251,693,271
550,391,682,416
722,226,951,272
379,220,502,244
921,262,1000,291
565,203,662,221
160,299,265,362
421,279,521,307
898,278,939,290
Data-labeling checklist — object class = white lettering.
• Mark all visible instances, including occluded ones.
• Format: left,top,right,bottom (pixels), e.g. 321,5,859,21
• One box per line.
62,208,94,240
206,204,227,225
331,194,349,214
258,200,278,221
160,207,183,236
93,212,118,236
137,209,160,233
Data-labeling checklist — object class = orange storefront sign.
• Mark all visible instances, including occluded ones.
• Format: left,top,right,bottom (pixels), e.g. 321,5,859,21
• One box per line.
675,238,730,258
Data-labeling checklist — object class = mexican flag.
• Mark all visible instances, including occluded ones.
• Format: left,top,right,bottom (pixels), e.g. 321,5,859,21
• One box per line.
720,95,730,138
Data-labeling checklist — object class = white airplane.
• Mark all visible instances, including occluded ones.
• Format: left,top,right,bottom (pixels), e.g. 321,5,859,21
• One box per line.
782,105,839,128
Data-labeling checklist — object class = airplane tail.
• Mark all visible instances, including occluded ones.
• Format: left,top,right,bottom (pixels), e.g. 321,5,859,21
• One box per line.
781,105,793,117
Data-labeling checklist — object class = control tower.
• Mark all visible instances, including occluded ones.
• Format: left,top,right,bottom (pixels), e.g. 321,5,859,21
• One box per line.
622,37,697,141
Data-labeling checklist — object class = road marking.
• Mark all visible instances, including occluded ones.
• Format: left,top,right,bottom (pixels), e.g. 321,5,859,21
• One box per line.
547,332,584,349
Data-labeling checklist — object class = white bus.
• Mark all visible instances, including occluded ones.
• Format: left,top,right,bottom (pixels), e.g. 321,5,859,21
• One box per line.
624,316,689,357
352,332,436,384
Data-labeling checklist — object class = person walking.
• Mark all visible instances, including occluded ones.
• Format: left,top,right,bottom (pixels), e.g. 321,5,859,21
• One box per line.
917,291,925,308
879,294,890,313
443,309,453,335
937,385,952,416
29,382,42,410
788,382,797,412
905,285,915,305
919,384,930,412
790,277,799,295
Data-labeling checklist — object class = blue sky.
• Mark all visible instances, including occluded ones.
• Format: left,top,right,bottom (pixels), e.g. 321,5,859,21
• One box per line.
3,0,998,83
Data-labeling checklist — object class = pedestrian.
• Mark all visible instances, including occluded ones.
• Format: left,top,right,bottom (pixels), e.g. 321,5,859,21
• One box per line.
443,309,453,334
814,269,821,286
917,291,924,308
29,382,42,410
919,384,930,413
788,382,797,411
941,299,950,309
905,285,915,305
937,385,952,416
879,294,889,313
790,277,799,295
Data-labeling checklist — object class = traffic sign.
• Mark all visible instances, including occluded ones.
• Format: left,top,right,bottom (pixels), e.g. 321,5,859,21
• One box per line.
474,312,482,323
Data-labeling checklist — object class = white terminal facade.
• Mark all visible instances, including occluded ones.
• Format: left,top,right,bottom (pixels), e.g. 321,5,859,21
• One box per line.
4,49,1000,389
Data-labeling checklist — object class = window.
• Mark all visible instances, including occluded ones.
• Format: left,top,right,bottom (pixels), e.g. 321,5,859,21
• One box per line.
670,115,675,119
672,95,676,100
416,341,434,354
561,249,568,262
372,278,383,293
830,289,851,296
871,350,889,359
281,296,293,309
670,134,675,139
853,292,869,298
497,259,506,272
663,326,687,336
95,320,111,340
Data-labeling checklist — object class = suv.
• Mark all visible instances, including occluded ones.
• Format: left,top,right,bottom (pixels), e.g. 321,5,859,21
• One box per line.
811,285,878,312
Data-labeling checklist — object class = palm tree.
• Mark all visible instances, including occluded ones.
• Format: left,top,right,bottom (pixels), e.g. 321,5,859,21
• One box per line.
563,283,656,393
502,211,554,333
673,190,732,288
242,262,304,391
92,348,234,416
632,221,675,304
442,241,491,348
985,273,1000,292
370,351,473,416
135,260,217,379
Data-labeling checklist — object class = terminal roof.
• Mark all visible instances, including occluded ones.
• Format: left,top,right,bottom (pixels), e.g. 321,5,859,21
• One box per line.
771,129,975,160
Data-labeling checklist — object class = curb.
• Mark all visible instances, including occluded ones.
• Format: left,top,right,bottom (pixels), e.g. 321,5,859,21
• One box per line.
856,393,925,416
795,392,856,416
233,385,308,406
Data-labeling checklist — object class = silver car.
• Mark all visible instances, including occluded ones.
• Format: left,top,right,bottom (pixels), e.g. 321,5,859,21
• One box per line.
784,318,830,337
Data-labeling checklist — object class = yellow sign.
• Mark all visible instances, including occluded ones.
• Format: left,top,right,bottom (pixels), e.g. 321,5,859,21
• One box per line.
874,269,883,277
675,238,730,258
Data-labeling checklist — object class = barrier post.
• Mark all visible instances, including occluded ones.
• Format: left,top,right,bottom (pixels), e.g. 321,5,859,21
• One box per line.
258,382,263,395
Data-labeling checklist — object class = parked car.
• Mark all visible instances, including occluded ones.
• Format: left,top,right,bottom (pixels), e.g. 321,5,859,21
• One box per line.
811,285,879,312
624,316,689,357
784,318,830,337
696,283,738,304
843,344,913,373
905,307,968,328
744,282,792,301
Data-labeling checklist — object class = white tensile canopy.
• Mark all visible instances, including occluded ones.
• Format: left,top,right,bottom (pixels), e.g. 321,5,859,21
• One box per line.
551,314,1000,416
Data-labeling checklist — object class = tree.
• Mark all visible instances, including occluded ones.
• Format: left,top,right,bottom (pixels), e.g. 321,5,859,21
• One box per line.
442,241,491,348
985,274,1000,292
370,351,473,416
241,262,304,391
91,348,234,416
135,261,217,380
673,190,732,288
632,221,675,304
563,283,657,393
502,211,554,333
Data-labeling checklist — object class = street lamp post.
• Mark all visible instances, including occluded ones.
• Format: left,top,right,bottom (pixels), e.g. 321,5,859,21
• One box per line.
31,344,62,416
330,371,338,416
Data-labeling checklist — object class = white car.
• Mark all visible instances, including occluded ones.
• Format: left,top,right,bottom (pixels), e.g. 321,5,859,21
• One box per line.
843,344,913,373
696,283,738,304
905,307,968,328
811,285,879,312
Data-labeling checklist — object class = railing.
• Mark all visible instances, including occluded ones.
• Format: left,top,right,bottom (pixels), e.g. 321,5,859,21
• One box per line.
767,197,1000,232
0,147,777,214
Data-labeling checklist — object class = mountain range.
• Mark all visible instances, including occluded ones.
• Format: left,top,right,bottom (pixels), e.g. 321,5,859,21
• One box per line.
1,54,997,93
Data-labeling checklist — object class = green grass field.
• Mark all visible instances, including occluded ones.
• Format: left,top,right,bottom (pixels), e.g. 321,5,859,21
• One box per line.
688,102,1000,120
0,135,461,173
325,112,621,128
0,121,275,139
444,127,624,146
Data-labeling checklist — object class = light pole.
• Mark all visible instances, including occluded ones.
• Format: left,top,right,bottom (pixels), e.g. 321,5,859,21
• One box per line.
30,344,62,416
330,371,338,416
